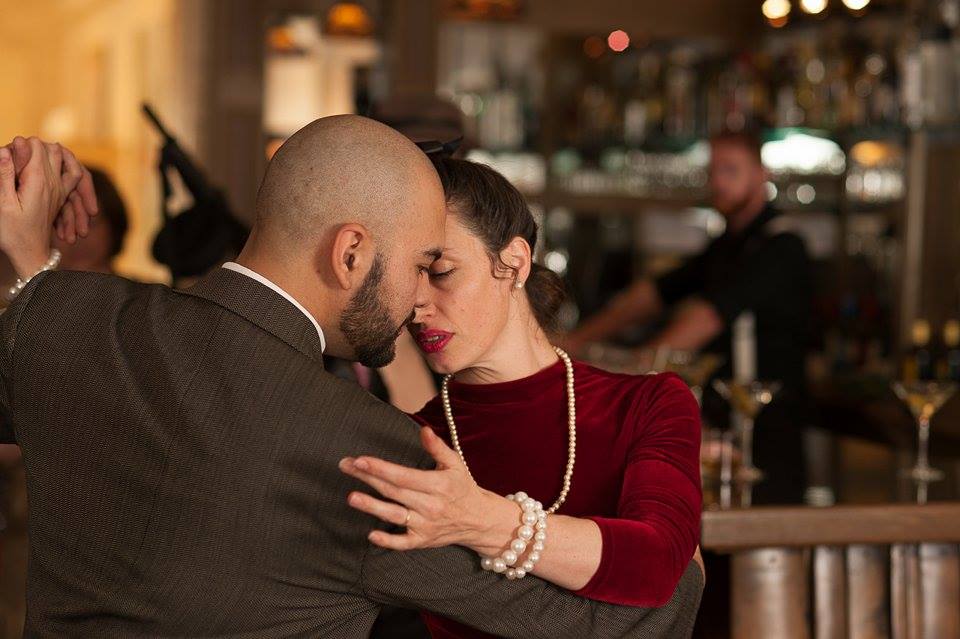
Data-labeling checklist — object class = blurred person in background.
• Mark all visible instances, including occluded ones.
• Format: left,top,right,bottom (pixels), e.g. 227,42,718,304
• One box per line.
566,130,813,505
53,168,128,274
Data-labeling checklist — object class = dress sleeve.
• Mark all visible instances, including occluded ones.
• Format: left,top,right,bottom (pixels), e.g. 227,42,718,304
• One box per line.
575,373,702,606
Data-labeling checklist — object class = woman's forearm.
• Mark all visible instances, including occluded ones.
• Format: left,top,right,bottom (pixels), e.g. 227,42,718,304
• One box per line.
526,514,602,590
463,494,695,604
465,495,603,591
569,279,663,346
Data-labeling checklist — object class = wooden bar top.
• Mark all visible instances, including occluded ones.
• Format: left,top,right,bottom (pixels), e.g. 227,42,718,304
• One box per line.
702,503,960,551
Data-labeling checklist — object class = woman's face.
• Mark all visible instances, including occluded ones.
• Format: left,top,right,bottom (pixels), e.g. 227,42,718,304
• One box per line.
409,210,516,375
53,214,114,273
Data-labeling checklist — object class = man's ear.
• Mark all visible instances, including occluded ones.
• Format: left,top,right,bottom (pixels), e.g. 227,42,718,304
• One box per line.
330,223,374,290
499,236,532,285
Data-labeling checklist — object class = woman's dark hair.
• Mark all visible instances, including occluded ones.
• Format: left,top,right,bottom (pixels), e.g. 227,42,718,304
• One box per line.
433,157,565,332
88,167,129,257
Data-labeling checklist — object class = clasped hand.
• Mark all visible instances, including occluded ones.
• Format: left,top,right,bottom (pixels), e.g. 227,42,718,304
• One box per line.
0,136,98,278
339,426,515,555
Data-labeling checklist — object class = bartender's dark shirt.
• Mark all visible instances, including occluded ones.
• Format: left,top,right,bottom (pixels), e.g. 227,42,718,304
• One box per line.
656,205,812,392
656,205,812,504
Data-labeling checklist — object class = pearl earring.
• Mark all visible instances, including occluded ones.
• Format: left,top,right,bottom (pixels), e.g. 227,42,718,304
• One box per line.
515,281,524,289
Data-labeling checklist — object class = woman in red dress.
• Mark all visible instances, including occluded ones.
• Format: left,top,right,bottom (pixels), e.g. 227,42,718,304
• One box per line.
340,158,703,638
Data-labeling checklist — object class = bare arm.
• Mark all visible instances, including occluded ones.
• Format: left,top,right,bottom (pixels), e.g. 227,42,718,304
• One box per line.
564,279,663,355
645,298,724,352
468,502,603,591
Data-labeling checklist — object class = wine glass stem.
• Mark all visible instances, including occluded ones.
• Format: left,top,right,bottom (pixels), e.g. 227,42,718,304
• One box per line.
917,416,931,470
720,431,733,509
741,416,755,471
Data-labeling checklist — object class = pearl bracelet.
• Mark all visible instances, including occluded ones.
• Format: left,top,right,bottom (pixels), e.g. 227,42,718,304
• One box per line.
479,491,548,580
6,249,61,302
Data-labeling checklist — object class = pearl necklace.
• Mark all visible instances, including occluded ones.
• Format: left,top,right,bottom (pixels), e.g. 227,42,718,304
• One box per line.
441,346,577,514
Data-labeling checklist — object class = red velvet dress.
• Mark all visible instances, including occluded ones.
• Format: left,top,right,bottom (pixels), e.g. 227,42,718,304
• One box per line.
411,360,702,639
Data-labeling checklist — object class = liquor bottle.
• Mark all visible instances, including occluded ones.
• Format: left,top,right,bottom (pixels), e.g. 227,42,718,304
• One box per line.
938,319,960,381
664,48,697,138
902,319,934,382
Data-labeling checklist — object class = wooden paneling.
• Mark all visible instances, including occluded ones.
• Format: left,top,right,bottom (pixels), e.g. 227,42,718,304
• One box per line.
847,545,890,639
814,546,847,639
732,548,810,639
705,506,960,639
919,544,960,639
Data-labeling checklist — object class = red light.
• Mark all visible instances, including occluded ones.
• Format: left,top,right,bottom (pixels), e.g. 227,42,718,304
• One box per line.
607,30,630,53
584,36,605,59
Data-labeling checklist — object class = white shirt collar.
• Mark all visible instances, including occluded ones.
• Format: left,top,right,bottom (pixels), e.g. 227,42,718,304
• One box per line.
222,262,326,353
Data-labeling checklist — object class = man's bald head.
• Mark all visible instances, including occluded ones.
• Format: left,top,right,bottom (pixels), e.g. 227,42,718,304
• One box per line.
254,114,442,252
239,115,446,364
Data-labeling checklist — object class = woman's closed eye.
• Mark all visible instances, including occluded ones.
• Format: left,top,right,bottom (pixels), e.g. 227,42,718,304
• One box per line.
429,268,455,280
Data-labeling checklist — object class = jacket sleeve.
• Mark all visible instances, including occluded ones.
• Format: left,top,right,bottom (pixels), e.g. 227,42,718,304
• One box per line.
361,539,704,639
0,271,50,443
358,405,704,638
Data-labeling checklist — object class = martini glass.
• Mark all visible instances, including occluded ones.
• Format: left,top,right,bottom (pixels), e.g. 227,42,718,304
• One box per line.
712,380,781,493
891,381,957,502
701,427,741,510
582,343,643,374
658,350,724,405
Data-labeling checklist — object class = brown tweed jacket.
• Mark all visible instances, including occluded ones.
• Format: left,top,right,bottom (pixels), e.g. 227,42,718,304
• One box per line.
0,268,703,638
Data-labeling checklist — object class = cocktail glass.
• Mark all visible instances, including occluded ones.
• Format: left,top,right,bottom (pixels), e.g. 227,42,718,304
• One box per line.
891,381,957,502
712,379,781,488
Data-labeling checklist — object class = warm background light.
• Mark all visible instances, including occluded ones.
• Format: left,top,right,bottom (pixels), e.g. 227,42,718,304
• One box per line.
800,0,828,15
842,0,871,10
583,35,605,59
607,30,630,52
762,0,792,20
325,2,374,37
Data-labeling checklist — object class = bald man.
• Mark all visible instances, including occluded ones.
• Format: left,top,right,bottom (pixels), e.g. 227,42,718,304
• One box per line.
0,120,703,638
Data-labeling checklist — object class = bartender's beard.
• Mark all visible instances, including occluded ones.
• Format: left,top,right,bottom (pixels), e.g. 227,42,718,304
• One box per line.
339,254,415,368
716,189,764,233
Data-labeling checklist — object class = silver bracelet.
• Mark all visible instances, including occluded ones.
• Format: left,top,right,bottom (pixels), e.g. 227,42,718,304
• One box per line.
6,249,61,302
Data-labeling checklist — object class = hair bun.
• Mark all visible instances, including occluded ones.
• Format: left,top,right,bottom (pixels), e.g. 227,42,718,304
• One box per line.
526,264,566,333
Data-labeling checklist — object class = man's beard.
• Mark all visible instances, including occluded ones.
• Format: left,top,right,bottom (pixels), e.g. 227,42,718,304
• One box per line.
714,188,757,222
339,255,414,368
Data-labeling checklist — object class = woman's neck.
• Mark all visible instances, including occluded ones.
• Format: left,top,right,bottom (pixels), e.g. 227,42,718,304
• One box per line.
454,314,558,386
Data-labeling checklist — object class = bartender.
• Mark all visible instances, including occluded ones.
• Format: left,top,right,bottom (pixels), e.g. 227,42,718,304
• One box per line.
566,129,813,505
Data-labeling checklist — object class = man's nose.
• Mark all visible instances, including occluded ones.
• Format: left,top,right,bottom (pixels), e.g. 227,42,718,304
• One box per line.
413,273,435,322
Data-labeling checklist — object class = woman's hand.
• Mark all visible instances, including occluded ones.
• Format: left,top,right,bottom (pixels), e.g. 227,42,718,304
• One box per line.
0,137,99,278
6,136,99,246
339,426,518,555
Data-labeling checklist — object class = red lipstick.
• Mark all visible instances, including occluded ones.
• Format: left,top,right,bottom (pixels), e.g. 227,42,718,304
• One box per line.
415,329,453,354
